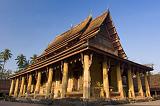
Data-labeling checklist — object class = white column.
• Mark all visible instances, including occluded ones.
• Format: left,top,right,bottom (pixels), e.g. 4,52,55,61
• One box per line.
61,61,69,98
14,78,19,97
46,67,53,98
34,71,41,98
144,72,151,97
116,62,124,98
83,54,91,99
9,79,15,96
19,76,25,97
136,71,144,97
27,74,32,94
103,60,110,98
127,67,135,98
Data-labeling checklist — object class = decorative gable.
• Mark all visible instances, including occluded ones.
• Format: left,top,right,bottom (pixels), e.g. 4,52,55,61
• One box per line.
88,11,126,58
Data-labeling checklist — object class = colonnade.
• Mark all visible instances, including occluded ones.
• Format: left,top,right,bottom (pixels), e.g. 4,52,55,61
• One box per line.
102,62,150,99
9,53,151,99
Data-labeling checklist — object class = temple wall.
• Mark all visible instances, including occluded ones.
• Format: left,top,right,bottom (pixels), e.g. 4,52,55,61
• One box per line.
110,67,118,92
53,69,62,97
39,83,46,95
75,68,83,92
77,76,83,91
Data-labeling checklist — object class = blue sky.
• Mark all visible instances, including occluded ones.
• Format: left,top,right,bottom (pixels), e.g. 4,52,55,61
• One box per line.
0,0,160,73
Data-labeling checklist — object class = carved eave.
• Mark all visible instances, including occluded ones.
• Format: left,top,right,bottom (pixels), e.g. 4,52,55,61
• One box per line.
88,46,153,72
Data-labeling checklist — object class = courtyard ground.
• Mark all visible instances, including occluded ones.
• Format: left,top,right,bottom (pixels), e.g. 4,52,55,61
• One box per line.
123,100,160,105
0,100,160,106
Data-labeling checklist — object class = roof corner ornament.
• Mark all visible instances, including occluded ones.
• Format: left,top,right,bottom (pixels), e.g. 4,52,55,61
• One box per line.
61,61,64,74
81,53,84,68
107,58,111,70
89,53,93,68
81,52,93,69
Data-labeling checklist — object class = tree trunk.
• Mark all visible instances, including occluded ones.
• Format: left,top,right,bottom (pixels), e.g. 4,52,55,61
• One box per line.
1,61,5,79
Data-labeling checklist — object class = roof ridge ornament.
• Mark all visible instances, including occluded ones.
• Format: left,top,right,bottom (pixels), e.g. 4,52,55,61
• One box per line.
107,8,110,14
89,10,92,17
70,24,73,29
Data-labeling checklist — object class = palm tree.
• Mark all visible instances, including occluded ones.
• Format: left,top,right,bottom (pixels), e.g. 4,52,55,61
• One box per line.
30,54,37,64
15,54,27,70
0,65,2,70
24,60,30,68
0,49,12,72
0,60,2,70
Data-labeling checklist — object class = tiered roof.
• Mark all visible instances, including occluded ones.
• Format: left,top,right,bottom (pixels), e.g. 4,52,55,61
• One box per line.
40,11,126,59
10,11,152,78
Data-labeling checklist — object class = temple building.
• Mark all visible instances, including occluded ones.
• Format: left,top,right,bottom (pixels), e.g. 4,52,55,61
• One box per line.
9,11,153,100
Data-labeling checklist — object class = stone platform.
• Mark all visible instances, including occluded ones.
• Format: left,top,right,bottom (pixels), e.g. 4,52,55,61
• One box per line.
1,97,154,106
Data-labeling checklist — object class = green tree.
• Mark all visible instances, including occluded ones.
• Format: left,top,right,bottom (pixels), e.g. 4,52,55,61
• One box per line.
15,54,28,70
0,69,12,79
30,54,37,64
0,49,12,72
